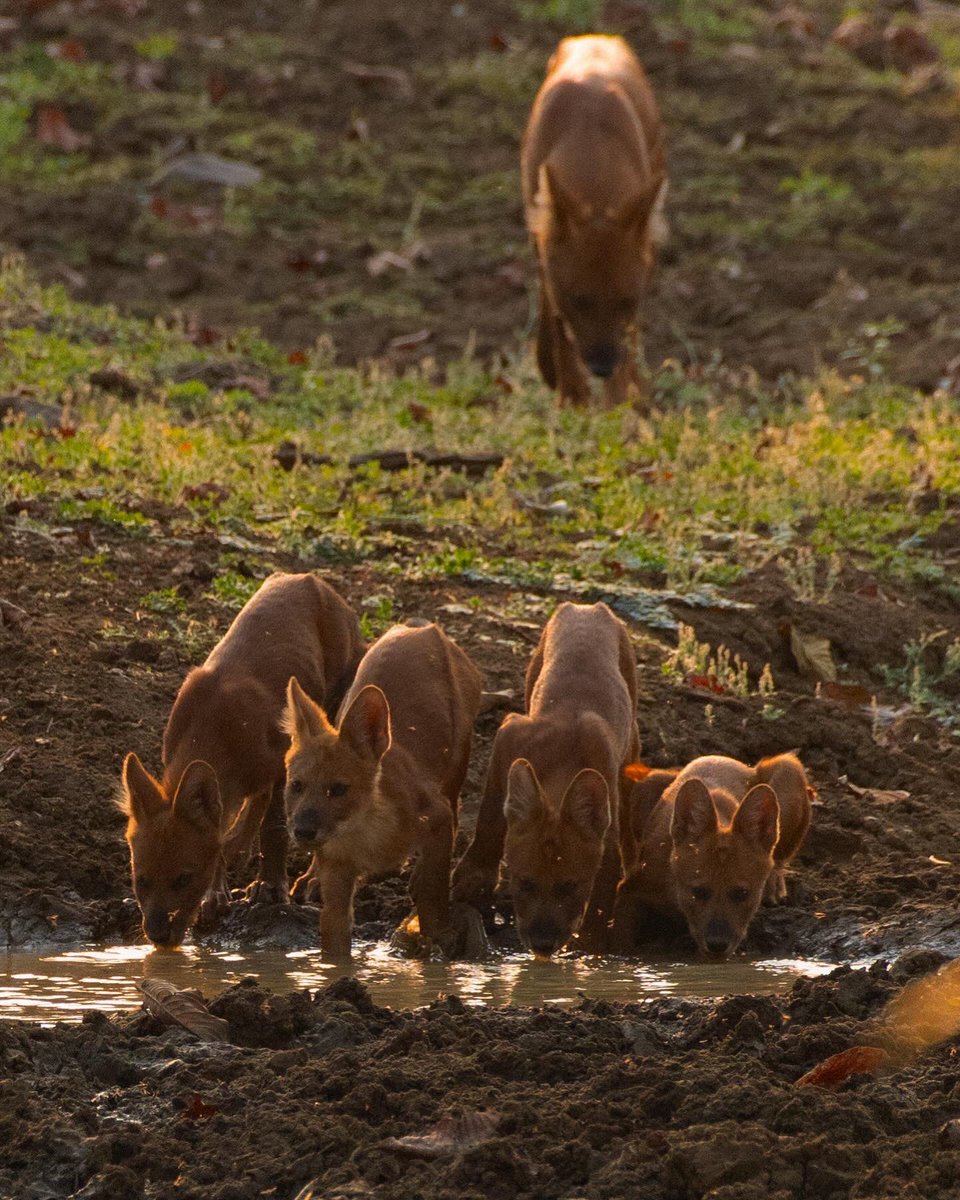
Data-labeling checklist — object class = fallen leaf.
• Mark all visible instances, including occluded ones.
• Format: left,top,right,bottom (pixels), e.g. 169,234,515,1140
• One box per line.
380,1110,499,1158
343,61,412,97
388,329,431,353
929,855,952,867
406,402,430,424
623,761,653,782
89,367,140,400
287,350,308,366
0,599,28,629
347,114,370,141
137,978,230,1042
488,31,511,52
35,106,91,152
180,481,230,505
46,39,86,62
847,782,909,806
819,681,872,709
685,672,728,695
153,152,262,187
0,747,24,772
478,689,516,714
206,70,230,104
884,22,940,73
796,1045,890,1090
831,15,886,69
789,627,837,683
366,250,413,277
181,1093,219,1121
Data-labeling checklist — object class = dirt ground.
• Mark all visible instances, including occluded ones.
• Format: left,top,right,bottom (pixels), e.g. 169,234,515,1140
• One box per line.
5,961,960,1200
2,0,960,384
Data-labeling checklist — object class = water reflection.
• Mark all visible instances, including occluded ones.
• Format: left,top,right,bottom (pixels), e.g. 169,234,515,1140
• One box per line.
0,943,838,1024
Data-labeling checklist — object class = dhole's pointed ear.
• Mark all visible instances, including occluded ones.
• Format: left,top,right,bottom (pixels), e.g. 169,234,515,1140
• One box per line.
119,752,165,823
339,685,391,763
616,173,668,238
283,676,330,742
733,784,780,854
560,768,610,841
505,758,543,827
542,164,588,236
172,760,222,833
671,778,718,846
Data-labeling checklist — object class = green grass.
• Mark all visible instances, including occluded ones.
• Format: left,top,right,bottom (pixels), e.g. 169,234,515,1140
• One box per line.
2,260,958,609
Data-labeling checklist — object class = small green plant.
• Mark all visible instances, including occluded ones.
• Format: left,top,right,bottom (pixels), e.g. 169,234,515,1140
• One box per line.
135,33,179,60
663,623,776,699
209,571,260,608
518,0,602,28
359,594,395,640
838,319,906,380
138,587,185,615
882,632,960,730
777,546,841,604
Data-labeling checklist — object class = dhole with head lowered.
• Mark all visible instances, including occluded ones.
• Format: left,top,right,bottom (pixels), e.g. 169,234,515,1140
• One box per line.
612,753,814,957
283,621,482,959
118,573,364,947
452,602,640,957
523,34,666,406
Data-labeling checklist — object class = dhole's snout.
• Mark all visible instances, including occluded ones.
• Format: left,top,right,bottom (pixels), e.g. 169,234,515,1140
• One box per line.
584,342,620,379
289,805,329,846
143,909,175,946
702,917,738,958
522,917,566,959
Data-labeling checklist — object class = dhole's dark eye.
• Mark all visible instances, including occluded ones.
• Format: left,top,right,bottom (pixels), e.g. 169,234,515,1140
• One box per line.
553,881,578,900
289,779,304,795
171,872,192,892
328,782,349,799
729,886,750,904
136,875,151,892
518,877,537,896
691,885,712,903
570,295,595,316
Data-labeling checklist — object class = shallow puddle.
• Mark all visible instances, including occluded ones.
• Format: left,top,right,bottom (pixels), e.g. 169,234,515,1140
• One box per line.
0,943,838,1023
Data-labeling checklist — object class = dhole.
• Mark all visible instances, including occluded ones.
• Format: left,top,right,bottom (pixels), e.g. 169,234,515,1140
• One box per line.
118,573,364,947
283,621,482,958
613,753,814,957
523,35,666,406
452,602,639,957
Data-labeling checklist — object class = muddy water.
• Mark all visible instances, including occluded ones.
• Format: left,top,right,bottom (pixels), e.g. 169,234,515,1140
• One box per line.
0,942,839,1023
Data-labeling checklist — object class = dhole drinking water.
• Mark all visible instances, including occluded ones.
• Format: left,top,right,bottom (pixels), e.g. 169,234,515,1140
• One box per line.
612,753,814,957
452,602,640,957
283,621,482,958
523,34,666,406
118,573,364,947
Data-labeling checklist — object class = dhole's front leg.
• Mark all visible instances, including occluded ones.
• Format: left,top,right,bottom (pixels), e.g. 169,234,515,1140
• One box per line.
576,829,623,954
451,754,509,909
409,799,455,955
197,856,231,928
317,861,357,959
535,279,559,391
604,325,648,411
291,851,323,904
554,318,591,406
222,789,270,870
246,780,289,904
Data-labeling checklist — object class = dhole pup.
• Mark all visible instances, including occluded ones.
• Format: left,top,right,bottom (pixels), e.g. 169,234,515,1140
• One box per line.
613,753,813,957
283,622,482,958
453,602,639,957
523,35,666,406
119,573,364,947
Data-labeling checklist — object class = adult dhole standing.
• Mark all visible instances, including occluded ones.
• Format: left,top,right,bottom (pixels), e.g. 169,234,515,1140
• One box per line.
119,573,364,947
523,34,666,406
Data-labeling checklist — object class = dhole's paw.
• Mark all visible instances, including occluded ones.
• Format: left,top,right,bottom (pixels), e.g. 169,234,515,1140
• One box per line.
450,858,497,908
764,869,788,905
244,879,290,906
447,902,490,960
290,869,322,905
197,890,230,929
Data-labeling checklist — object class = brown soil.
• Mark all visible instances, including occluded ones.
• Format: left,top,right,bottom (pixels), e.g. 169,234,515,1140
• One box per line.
5,960,960,1200
2,0,959,384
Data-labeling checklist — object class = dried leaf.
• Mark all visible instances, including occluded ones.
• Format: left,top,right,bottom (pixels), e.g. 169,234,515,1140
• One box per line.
366,250,413,277
154,152,262,187
46,39,86,62
795,1045,890,1090
877,959,960,1061
206,70,230,104
789,627,837,683
406,402,430,424
819,681,871,709
847,782,909,806
381,1110,499,1158
388,329,431,353
478,689,516,714
181,1093,219,1120
35,106,90,152
343,61,412,97
623,761,653,782
685,672,728,695
137,978,230,1042
180,481,230,505
0,599,28,630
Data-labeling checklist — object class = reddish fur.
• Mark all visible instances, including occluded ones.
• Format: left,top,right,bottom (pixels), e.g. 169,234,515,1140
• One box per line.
119,573,364,947
523,35,666,407
283,622,483,959
612,753,813,956
453,602,640,956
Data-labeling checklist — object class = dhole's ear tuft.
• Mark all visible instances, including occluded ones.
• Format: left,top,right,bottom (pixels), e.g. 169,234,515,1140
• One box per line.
505,758,543,827
119,752,164,823
734,784,780,854
671,778,718,846
561,768,610,841
283,677,329,741
543,164,588,236
616,172,668,239
339,685,391,762
172,760,222,833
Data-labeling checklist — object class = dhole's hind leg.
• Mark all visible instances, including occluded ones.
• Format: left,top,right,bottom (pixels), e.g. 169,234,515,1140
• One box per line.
407,798,456,957
246,780,289,904
535,288,558,390
764,867,788,905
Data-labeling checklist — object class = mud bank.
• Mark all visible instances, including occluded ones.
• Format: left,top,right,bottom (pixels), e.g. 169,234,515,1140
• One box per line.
4,960,960,1200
